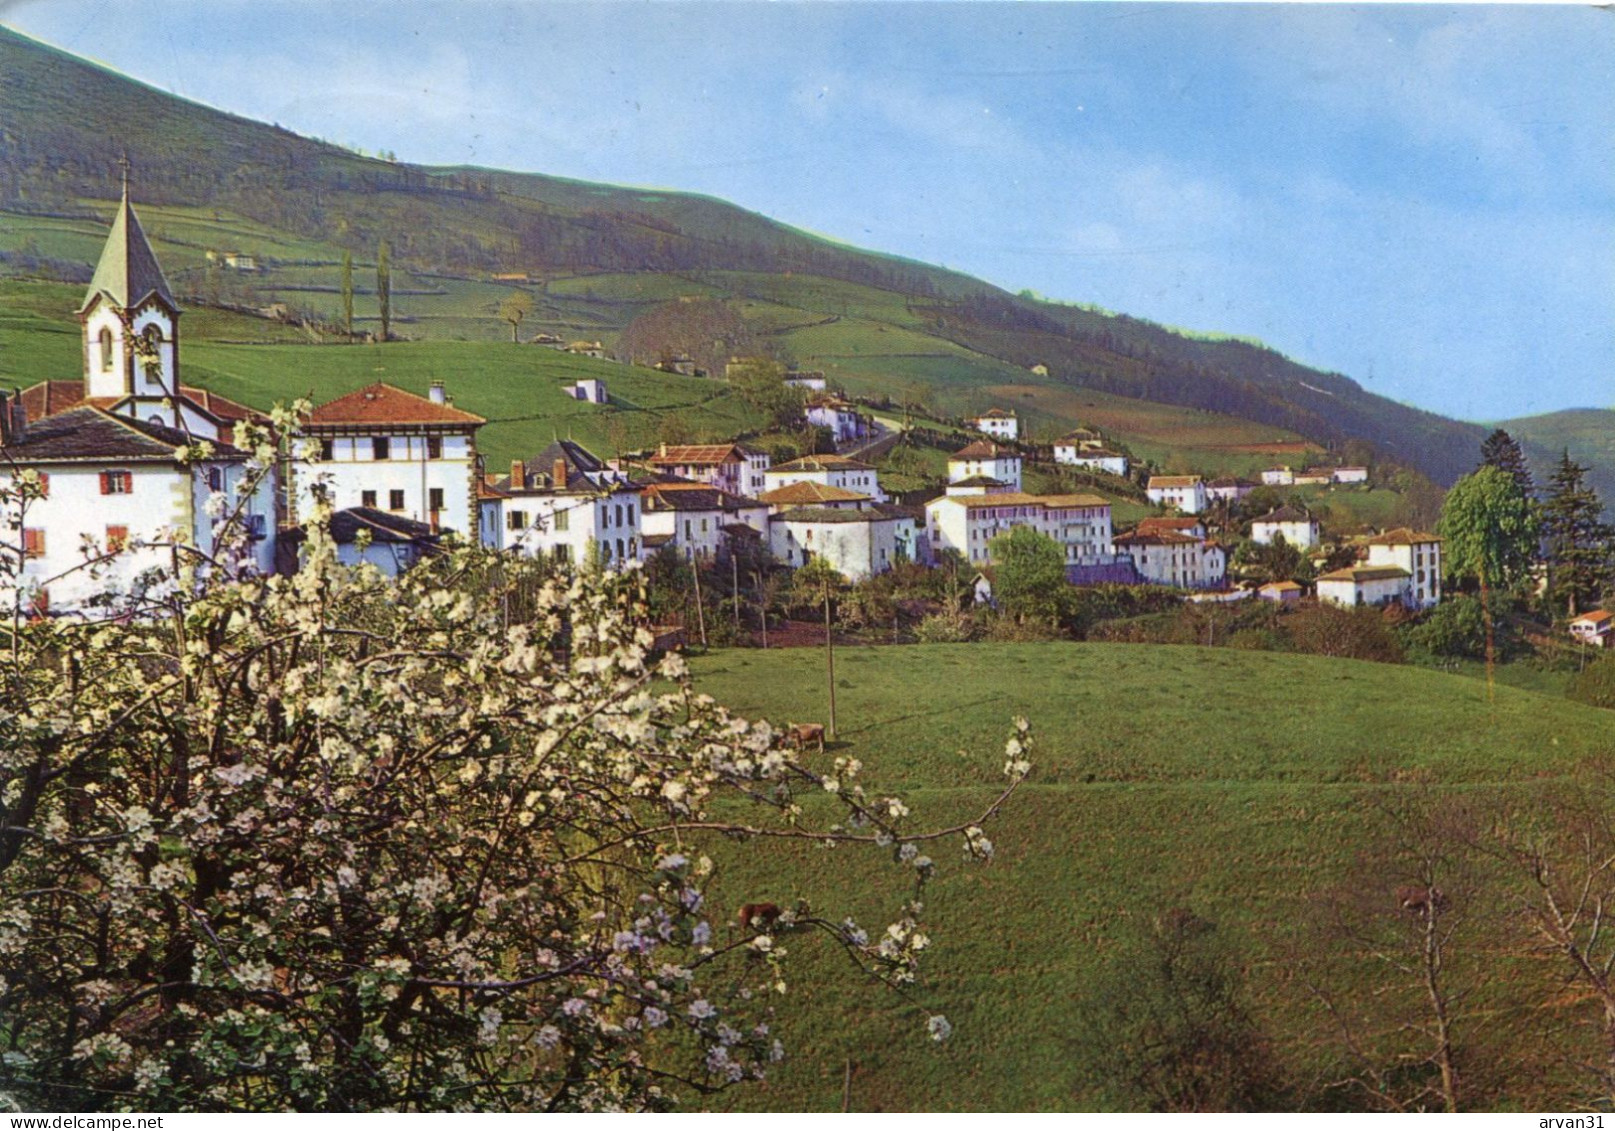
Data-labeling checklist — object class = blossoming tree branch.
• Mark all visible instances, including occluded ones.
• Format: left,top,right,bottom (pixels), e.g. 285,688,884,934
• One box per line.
0,410,1030,1111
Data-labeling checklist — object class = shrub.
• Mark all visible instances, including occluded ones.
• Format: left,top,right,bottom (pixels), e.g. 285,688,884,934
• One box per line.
914,609,976,643
1568,654,1615,710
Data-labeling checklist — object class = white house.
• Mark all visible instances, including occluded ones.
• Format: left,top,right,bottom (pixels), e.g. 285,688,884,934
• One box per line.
491,441,644,569
948,441,1022,492
1146,475,1207,515
1316,565,1412,608
1294,468,1334,486
1251,505,1320,549
0,399,276,615
926,492,1112,568
783,370,827,392
1206,477,1258,504
640,481,770,562
768,505,917,580
967,409,1019,440
293,381,485,540
1364,528,1443,610
1054,444,1128,477
1569,609,1613,648
805,396,869,444
646,443,770,498
1261,467,1294,487
1113,530,1227,589
1333,467,1369,484
564,378,607,404
764,454,883,501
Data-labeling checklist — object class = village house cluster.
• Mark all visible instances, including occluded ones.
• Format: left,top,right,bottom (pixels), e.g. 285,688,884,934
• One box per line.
0,192,1452,621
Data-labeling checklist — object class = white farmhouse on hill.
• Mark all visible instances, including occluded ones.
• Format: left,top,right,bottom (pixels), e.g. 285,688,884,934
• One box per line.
967,408,1019,440
948,440,1022,492
1146,475,1207,515
292,381,485,540
1251,505,1320,549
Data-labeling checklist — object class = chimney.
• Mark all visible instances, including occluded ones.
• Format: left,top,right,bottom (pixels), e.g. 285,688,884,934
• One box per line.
659,442,667,457
428,381,447,405
552,458,568,488
510,460,526,488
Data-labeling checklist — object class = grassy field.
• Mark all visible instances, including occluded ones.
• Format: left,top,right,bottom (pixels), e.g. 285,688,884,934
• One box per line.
685,642,1615,1111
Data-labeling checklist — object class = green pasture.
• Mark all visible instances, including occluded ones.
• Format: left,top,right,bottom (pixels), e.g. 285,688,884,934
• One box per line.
687,642,1615,1110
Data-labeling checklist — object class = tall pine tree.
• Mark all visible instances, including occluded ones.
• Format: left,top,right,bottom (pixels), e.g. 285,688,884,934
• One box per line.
1541,451,1613,618
376,241,391,343
340,250,354,339
1480,428,1535,499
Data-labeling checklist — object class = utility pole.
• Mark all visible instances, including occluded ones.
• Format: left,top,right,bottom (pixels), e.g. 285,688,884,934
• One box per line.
691,553,708,648
755,570,768,648
824,576,837,738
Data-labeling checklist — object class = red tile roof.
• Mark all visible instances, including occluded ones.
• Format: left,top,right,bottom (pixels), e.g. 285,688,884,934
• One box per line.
648,443,748,466
308,383,484,427
952,440,1017,460
757,481,870,506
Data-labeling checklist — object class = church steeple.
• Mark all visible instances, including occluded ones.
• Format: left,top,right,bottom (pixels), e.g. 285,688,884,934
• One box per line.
80,160,179,400
81,159,176,315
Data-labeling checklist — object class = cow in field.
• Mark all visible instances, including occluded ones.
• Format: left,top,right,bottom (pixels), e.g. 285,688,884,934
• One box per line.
737,902,782,930
787,723,826,754
1396,885,1447,916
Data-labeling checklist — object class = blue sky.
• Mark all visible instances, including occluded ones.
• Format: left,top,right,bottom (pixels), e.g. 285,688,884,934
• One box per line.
5,1,1611,422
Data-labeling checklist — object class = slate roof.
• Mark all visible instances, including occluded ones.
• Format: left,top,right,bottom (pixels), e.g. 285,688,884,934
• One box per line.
641,483,760,512
0,406,245,463
1115,530,1202,547
82,192,176,312
326,507,439,546
308,383,484,427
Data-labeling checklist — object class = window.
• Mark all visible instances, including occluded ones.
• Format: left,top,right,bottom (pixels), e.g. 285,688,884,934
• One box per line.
22,528,45,558
361,490,377,508
100,470,132,495
554,508,569,532
615,504,623,526
429,488,444,512
507,510,527,531
320,439,335,461
389,489,405,511
208,467,224,492
99,327,113,371
626,503,634,524
427,436,443,460
106,526,129,553
616,538,625,562
373,437,391,461
685,520,692,539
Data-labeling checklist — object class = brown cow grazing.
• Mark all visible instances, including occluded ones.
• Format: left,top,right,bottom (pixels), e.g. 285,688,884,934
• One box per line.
787,723,826,754
1396,885,1447,915
737,902,782,930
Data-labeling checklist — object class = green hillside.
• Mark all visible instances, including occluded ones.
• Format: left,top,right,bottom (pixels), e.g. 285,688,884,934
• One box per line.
686,642,1614,1111
0,23,1500,487
1498,407,1615,505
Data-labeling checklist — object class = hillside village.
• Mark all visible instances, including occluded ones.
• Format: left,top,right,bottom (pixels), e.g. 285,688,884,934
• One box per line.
0,189,1473,632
